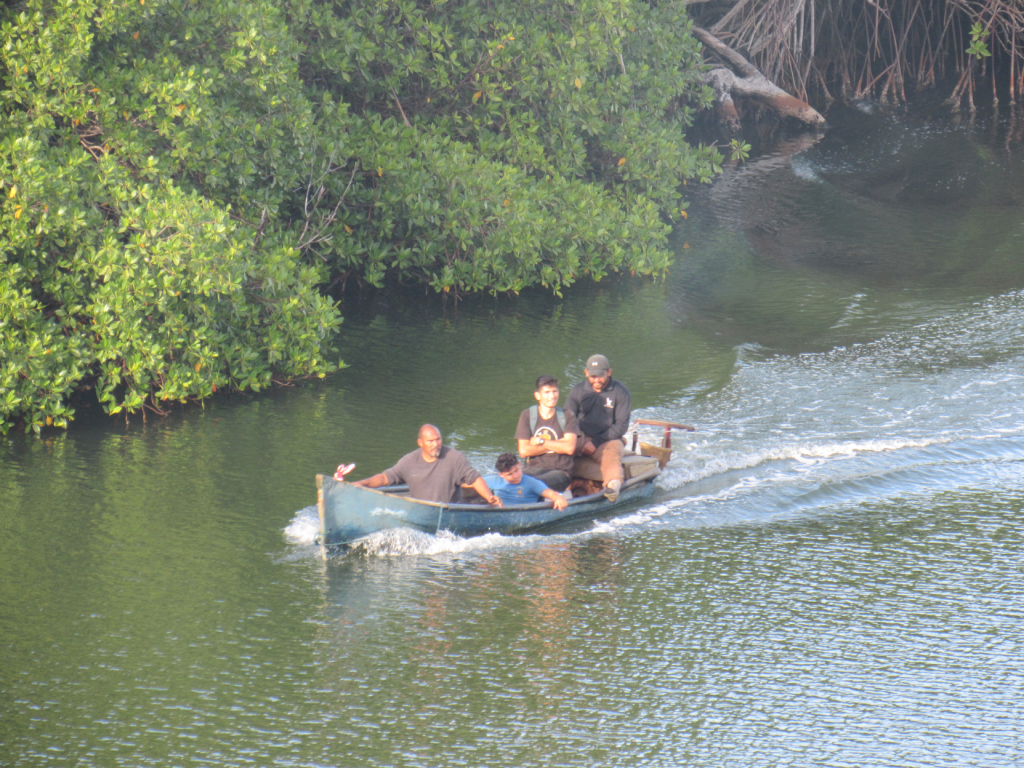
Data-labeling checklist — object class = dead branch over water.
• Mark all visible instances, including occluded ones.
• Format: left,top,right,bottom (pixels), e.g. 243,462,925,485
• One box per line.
687,0,1024,111
693,25,827,129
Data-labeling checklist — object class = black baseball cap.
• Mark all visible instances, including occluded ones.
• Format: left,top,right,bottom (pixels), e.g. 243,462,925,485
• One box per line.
585,354,610,376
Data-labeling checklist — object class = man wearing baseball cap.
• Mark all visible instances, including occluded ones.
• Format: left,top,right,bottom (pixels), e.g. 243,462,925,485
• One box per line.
565,354,631,502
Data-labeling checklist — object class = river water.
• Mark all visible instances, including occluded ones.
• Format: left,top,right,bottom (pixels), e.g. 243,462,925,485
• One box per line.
3,105,1024,766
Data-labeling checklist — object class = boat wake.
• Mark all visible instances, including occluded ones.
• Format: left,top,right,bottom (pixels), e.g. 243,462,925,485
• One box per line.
645,432,1024,529
285,290,1024,551
657,435,944,489
622,289,1024,526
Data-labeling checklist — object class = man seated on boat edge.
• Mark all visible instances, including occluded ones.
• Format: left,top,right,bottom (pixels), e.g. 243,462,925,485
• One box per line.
515,374,580,493
487,453,569,510
351,424,503,507
565,354,631,503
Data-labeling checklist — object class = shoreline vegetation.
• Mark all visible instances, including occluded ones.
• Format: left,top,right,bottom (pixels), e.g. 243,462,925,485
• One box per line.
1,0,1019,434
0,0,721,434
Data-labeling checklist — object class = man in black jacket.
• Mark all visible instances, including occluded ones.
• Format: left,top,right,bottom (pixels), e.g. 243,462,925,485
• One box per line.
565,354,631,502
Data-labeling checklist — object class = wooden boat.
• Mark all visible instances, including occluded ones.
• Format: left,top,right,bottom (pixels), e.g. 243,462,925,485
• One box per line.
316,419,693,551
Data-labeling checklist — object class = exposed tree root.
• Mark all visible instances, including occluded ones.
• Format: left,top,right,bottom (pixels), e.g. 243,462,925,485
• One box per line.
687,0,1024,113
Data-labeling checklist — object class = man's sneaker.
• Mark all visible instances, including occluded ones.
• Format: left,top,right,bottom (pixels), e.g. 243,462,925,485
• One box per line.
603,479,622,503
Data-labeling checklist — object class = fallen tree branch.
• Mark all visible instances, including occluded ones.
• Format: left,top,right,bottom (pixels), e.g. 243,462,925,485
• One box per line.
693,25,827,130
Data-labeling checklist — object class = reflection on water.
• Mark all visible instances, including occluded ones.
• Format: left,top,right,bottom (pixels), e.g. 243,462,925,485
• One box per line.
705,104,1024,288
311,536,640,766
300,491,1024,767
671,104,1024,356
4,106,1024,767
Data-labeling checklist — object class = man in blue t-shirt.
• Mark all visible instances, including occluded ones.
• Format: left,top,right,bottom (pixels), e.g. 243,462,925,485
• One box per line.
488,453,568,509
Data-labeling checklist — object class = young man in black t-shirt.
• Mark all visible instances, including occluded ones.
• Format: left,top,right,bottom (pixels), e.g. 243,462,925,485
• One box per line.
515,375,581,492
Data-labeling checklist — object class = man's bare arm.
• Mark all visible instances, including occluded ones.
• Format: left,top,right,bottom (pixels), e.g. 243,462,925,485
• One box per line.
467,476,502,507
517,432,577,458
541,488,568,510
352,472,390,488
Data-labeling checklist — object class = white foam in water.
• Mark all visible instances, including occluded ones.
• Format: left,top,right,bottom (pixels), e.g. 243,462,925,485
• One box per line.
789,155,819,182
283,505,320,545
656,436,943,491
350,528,522,556
591,507,665,534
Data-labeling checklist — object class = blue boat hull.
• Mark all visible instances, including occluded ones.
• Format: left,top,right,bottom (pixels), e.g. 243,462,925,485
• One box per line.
316,467,660,548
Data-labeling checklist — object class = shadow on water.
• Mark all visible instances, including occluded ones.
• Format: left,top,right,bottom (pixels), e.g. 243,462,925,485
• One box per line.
714,104,1024,286
668,104,1024,355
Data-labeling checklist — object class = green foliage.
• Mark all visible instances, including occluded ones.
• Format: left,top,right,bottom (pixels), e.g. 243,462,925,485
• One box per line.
729,139,752,163
0,0,718,433
967,23,991,61
293,0,721,293
0,0,340,434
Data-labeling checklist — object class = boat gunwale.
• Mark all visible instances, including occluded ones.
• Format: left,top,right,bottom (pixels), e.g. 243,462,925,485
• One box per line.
320,466,661,512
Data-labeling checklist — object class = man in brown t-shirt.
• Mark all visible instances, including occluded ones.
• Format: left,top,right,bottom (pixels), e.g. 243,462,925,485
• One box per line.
353,424,502,506
515,375,580,492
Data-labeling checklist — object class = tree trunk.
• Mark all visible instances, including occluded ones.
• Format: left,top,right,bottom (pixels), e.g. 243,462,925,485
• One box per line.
694,26,828,132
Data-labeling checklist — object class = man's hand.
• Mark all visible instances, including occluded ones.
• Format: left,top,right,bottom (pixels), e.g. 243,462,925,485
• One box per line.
545,490,568,511
469,477,504,508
